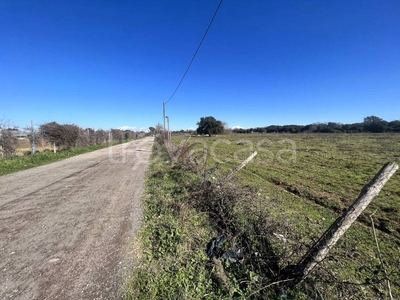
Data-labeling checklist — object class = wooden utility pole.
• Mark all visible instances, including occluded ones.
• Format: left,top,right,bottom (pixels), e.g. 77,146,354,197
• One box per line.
163,102,167,141
294,162,398,282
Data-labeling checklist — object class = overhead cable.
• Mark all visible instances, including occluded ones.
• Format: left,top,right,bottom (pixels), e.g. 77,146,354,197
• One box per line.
165,0,224,104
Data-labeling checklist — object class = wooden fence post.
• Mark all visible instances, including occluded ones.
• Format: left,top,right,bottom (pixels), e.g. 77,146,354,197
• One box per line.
293,162,398,283
224,151,257,182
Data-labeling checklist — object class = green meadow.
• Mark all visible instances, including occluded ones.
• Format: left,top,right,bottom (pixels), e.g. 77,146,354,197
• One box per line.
126,133,400,299
178,133,400,235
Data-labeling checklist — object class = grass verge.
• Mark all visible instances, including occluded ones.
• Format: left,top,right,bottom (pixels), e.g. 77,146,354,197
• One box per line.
124,138,223,299
0,141,131,176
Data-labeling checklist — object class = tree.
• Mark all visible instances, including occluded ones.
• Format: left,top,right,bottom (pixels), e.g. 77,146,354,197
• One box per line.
196,116,224,136
75,128,88,147
0,120,18,158
111,129,124,143
124,130,136,140
60,124,79,148
156,123,163,132
85,128,96,145
363,116,387,133
388,120,400,132
95,129,108,144
39,122,80,149
221,121,233,134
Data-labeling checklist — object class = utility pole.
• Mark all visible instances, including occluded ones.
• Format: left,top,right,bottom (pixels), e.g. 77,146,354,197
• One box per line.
165,116,170,142
31,120,36,154
163,102,166,140
169,118,171,141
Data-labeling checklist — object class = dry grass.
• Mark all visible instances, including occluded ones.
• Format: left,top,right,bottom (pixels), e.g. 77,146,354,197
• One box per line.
15,139,53,156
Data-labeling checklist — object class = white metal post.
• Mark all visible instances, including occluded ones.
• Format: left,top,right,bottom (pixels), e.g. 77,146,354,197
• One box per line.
31,120,36,154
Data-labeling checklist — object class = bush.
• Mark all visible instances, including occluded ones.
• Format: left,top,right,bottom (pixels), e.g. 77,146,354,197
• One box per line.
0,127,18,158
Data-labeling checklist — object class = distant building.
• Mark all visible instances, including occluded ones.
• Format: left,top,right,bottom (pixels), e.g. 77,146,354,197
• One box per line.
11,129,28,140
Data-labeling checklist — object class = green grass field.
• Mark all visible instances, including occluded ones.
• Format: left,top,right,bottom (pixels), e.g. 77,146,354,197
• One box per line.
126,133,400,299
175,133,400,235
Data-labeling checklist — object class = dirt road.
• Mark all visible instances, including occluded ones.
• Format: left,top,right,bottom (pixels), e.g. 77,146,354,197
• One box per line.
0,137,154,299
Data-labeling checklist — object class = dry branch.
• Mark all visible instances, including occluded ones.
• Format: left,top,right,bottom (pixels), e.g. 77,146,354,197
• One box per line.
294,162,398,283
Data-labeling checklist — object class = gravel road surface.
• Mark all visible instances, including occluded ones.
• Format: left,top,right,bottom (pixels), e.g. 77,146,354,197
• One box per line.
0,137,154,299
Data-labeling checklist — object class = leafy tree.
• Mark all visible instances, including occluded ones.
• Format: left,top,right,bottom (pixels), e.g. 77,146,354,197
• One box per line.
61,124,80,148
95,129,108,144
111,129,124,143
85,128,96,145
39,122,64,147
124,130,136,140
196,116,224,136
363,116,387,133
39,122,79,148
388,120,400,132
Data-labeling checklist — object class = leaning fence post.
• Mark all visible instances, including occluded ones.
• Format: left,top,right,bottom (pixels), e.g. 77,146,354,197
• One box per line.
224,151,257,182
293,162,398,283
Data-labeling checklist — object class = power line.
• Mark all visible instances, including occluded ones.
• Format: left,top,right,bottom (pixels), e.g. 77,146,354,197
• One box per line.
165,0,224,104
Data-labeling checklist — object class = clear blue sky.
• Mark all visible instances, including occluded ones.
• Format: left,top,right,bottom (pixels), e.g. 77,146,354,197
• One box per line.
1,0,399,131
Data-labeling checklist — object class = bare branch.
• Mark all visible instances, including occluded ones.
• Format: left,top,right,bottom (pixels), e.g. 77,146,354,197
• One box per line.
294,162,398,283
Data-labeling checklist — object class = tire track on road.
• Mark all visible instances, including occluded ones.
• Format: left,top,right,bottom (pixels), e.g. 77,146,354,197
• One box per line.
0,137,154,300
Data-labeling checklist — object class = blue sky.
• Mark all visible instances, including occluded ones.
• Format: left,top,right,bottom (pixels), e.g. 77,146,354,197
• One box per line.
1,0,399,131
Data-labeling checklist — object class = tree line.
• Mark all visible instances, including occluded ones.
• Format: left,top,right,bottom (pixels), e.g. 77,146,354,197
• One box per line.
233,116,400,134
0,120,140,158
39,122,138,148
